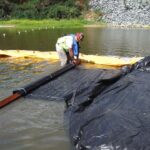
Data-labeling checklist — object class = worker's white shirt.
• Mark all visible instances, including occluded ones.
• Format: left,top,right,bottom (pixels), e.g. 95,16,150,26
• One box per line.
57,36,73,50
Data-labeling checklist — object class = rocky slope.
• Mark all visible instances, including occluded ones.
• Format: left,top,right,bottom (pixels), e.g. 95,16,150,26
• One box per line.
89,0,150,27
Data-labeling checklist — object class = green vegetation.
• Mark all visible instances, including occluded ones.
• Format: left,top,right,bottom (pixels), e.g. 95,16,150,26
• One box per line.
0,0,105,28
0,0,87,19
0,19,91,29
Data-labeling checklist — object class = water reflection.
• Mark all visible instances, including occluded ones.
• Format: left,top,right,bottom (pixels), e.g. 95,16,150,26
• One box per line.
83,27,150,56
0,27,150,57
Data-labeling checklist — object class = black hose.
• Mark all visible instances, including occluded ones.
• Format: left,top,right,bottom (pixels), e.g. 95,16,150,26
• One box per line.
13,64,76,96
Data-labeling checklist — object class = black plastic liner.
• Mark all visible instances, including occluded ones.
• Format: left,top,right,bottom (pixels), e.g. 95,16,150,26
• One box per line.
27,67,120,102
26,56,150,150
65,56,150,150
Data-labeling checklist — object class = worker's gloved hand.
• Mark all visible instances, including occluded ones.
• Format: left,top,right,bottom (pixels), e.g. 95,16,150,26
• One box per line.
72,58,81,65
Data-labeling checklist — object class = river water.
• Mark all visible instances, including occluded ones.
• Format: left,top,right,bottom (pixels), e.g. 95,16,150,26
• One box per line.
0,27,150,150
0,27,150,56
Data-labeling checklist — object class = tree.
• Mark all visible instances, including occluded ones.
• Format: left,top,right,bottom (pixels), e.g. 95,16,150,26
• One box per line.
8,0,28,4
0,0,13,18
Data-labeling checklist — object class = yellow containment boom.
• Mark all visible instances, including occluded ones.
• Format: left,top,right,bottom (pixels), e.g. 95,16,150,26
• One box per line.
0,50,143,67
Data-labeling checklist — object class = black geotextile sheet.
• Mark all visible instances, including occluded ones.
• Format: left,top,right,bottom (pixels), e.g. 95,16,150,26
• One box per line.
65,56,150,150
27,56,150,150
27,67,120,102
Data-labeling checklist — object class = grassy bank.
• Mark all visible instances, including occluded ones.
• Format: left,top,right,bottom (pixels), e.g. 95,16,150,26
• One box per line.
0,19,90,29
0,19,106,29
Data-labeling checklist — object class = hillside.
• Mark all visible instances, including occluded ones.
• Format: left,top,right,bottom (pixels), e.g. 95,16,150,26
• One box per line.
0,0,88,19
89,0,150,27
1,0,150,27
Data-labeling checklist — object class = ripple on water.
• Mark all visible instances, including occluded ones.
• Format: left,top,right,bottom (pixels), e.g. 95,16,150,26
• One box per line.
0,59,70,150
0,99,71,150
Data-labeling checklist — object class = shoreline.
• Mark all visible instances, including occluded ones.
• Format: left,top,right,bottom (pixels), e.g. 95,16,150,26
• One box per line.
84,23,150,29
0,19,87,29
0,23,150,30
0,25,15,28
0,19,149,29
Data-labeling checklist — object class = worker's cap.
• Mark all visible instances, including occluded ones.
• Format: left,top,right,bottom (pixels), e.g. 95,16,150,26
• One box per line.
76,32,84,41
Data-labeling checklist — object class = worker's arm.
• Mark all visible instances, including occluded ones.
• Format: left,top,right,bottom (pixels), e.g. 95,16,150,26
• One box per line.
68,48,74,58
67,36,80,65
72,41,80,65
68,48,80,65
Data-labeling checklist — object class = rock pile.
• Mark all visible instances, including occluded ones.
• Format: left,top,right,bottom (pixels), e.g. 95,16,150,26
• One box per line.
89,0,150,27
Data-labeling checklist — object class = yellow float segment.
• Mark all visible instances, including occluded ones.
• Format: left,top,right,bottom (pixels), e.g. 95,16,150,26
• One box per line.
0,50,58,59
0,50,143,67
80,54,143,67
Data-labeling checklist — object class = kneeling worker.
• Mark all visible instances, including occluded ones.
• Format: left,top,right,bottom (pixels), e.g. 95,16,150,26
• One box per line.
56,33,84,66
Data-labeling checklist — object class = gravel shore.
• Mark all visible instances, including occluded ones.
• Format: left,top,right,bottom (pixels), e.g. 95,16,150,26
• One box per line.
89,0,150,27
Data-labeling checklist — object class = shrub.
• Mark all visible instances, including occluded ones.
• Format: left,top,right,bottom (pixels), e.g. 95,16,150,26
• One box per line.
45,4,81,19
10,0,39,19
1,0,84,19
0,0,13,19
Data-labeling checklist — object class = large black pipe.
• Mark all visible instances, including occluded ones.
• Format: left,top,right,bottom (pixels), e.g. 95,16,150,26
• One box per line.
0,64,76,108
13,64,76,96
